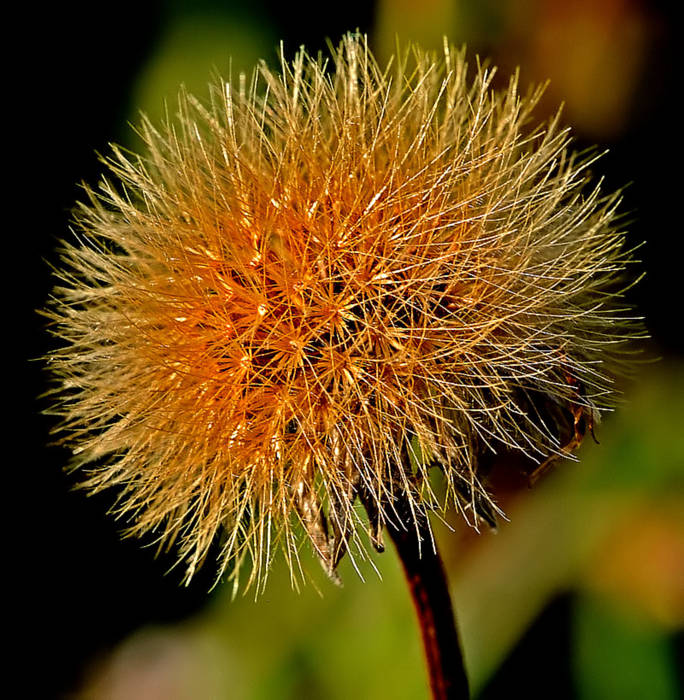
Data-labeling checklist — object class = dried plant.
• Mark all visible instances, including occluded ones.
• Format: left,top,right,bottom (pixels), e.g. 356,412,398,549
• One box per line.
46,34,638,593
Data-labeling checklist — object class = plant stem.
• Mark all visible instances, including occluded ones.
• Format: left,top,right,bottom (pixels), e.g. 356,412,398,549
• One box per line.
385,497,470,700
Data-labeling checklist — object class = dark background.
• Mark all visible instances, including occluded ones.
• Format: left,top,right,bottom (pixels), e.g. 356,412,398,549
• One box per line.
17,1,681,698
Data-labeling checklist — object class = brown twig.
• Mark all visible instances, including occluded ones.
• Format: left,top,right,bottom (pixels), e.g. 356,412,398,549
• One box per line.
384,494,469,699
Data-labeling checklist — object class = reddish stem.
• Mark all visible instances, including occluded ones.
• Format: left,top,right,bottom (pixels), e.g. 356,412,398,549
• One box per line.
385,503,469,699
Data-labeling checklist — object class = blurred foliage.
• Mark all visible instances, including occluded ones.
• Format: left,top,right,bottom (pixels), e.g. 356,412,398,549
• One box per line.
77,2,681,698
574,593,679,700
376,0,654,140
375,0,457,61
79,361,683,698
129,1,276,139
449,363,684,694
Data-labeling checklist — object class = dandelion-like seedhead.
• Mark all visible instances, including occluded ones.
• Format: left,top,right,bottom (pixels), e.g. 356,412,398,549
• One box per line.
47,34,639,589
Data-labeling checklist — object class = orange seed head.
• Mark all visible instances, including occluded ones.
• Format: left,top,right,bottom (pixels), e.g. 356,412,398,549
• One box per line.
46,34,639,588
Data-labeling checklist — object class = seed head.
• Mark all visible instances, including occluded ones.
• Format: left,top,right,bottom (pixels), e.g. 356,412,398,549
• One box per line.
46,34,638,589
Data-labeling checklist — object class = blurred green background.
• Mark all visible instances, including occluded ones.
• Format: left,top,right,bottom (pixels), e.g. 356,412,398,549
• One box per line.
25,1,682,698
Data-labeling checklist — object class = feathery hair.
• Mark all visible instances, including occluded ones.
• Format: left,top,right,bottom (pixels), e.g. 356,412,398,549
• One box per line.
47,34,637,589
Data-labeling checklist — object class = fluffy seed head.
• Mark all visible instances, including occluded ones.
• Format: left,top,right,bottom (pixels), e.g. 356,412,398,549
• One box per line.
46,34,638,588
